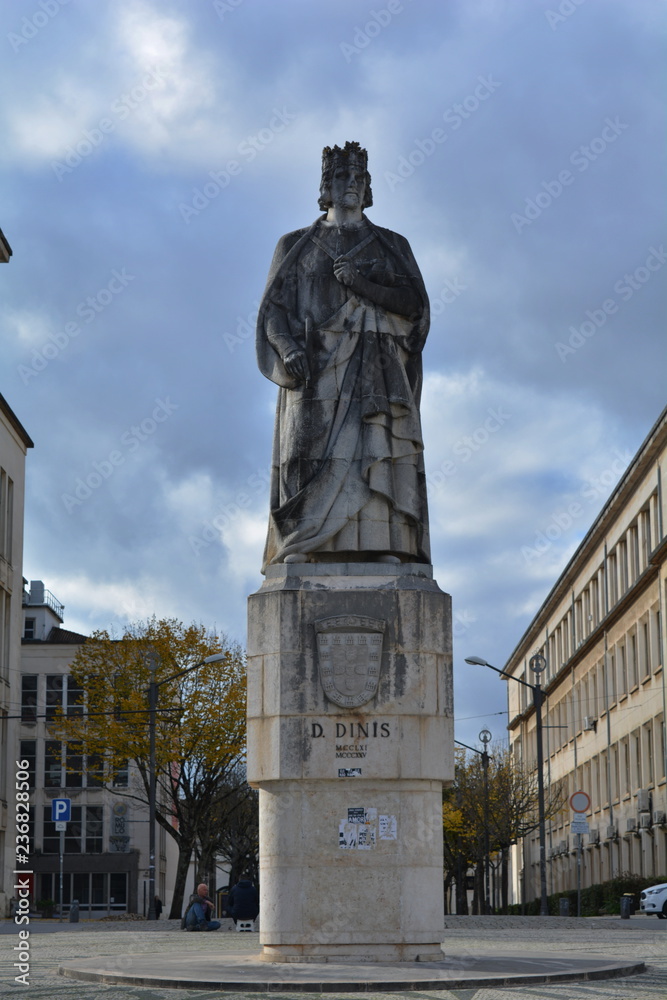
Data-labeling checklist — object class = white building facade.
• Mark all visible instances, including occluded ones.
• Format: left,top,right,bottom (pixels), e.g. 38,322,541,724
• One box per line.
505,407,667,905
17,581,179,917
0,393,33,918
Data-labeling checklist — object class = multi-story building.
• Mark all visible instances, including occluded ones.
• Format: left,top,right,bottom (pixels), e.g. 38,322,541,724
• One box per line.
0,393,33,918
504,406,667,906
17,580,178,916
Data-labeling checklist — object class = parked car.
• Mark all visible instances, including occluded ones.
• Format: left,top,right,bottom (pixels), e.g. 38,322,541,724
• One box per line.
639,883,667,918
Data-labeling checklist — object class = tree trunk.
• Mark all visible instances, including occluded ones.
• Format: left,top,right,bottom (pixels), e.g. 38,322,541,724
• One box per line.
443,873,453,914
455,853,468,914
168,840,194,919
472,863,478,915
501,846,509,913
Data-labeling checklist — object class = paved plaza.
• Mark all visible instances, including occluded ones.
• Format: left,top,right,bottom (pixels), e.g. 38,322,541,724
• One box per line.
1,915,666,998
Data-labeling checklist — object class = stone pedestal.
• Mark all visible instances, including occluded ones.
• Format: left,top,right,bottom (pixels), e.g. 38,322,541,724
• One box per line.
247,562,453,962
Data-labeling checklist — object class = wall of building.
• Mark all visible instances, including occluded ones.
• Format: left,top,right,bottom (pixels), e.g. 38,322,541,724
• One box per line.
12,589,180,918
505,407,667,906
0,397,32,918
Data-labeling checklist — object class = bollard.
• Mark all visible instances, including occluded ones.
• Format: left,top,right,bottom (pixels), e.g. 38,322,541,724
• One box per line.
69,899,80,923
620,894,633,919
559,898,570,916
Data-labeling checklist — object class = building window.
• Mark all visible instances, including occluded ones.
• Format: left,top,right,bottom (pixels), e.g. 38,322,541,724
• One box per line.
633,731,642,787
42,805,102,854
45,675,63,722
44,741,62,788
0,588,9,681
608,651,616,704
600,750,609,806
608,552,617,606
645,723,654,786
641,620,651,679
629,523,639,583
650,608,661,673
20,740,36,788
618,539,628,593
21,675,38,723
112,761,129,788
66,676,84,716
591,667,599,717
622,739,630,796
45,675,85,722
40,871,128,911
575,599,583,646
23,618,36,640
43,806,67,854
65,743,83,788
628,632,638,689
591,577,599,627
44,741,103,788
640,507,651,567
86,806,103,852
617,642,627,696
592,756,600,810
109,872,127,907
0,469,14,562
87,753,104,788
658,718,666,781
611,744,620,801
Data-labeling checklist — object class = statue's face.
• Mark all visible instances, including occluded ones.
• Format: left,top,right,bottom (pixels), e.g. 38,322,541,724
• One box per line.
329,159,366,211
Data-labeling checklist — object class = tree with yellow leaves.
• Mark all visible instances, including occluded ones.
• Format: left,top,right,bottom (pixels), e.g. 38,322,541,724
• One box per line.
53,618,246,918
443,745,566,913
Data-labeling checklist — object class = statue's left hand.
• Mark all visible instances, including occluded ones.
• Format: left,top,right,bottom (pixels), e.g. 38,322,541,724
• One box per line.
333,256,358,288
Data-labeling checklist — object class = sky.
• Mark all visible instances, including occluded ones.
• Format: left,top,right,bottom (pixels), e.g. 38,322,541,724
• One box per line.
1,0,664,751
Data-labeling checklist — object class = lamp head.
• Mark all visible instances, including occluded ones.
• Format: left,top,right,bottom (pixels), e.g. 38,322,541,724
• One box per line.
529,652,547,675
202,652,226,664
465,655,490,667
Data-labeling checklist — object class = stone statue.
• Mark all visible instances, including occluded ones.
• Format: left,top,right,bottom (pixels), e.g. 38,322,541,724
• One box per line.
256,141,431,571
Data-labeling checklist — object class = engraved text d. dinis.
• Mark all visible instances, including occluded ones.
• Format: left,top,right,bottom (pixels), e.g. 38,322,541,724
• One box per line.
314,615,385,708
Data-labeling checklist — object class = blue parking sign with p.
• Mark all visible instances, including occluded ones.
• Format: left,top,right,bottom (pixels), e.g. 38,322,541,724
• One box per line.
52,798,71,822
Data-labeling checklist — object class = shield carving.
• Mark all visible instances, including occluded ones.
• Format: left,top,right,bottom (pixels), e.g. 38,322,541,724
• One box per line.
314,615,385,708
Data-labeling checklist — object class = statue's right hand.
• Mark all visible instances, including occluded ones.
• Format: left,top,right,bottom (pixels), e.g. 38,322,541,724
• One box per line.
284,349,310,383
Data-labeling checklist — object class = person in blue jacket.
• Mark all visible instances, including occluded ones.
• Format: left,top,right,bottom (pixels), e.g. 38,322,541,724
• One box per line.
227,876,259,925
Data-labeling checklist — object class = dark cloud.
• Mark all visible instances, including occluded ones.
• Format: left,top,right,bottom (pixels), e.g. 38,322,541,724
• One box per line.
1,0,663,749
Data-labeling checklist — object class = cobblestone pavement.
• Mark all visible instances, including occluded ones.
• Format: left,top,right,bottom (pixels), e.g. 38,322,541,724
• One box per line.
1,917,665,999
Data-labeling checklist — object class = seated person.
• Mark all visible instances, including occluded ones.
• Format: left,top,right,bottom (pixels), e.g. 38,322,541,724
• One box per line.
227,875,259,925
184,882,221,931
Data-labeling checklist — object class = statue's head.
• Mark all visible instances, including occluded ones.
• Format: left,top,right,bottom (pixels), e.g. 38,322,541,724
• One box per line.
318,141,373,212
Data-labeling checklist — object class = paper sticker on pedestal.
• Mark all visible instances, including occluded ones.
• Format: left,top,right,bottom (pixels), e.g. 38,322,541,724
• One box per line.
339,806,378,849
379,814,397,840
315,615,385,708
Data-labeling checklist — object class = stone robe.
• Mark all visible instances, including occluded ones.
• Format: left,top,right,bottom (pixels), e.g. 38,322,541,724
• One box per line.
256,215,431,571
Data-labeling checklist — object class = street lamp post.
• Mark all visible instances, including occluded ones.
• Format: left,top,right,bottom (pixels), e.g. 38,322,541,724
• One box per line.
146,652,158,921
479,728,492,915
465,653,549,917
145,650,227,920
455,732,492,915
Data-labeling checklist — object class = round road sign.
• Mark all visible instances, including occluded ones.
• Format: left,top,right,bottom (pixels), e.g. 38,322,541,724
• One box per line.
569,790,590,813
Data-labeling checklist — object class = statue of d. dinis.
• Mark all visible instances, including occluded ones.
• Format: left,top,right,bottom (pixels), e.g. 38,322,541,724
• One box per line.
256,141,431,572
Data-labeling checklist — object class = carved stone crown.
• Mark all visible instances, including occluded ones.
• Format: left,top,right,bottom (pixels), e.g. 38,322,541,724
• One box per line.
321,140,368,172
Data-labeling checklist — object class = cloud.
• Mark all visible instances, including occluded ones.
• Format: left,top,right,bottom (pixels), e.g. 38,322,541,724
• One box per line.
4,0,664,753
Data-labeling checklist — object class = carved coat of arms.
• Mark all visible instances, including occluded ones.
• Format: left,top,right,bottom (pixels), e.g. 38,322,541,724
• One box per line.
314,615,385,708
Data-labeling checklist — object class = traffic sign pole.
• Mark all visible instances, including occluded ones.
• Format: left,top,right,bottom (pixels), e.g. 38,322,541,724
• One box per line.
568,790,590,919
58,829,64,922
576,833,582,917
52,800,71,921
